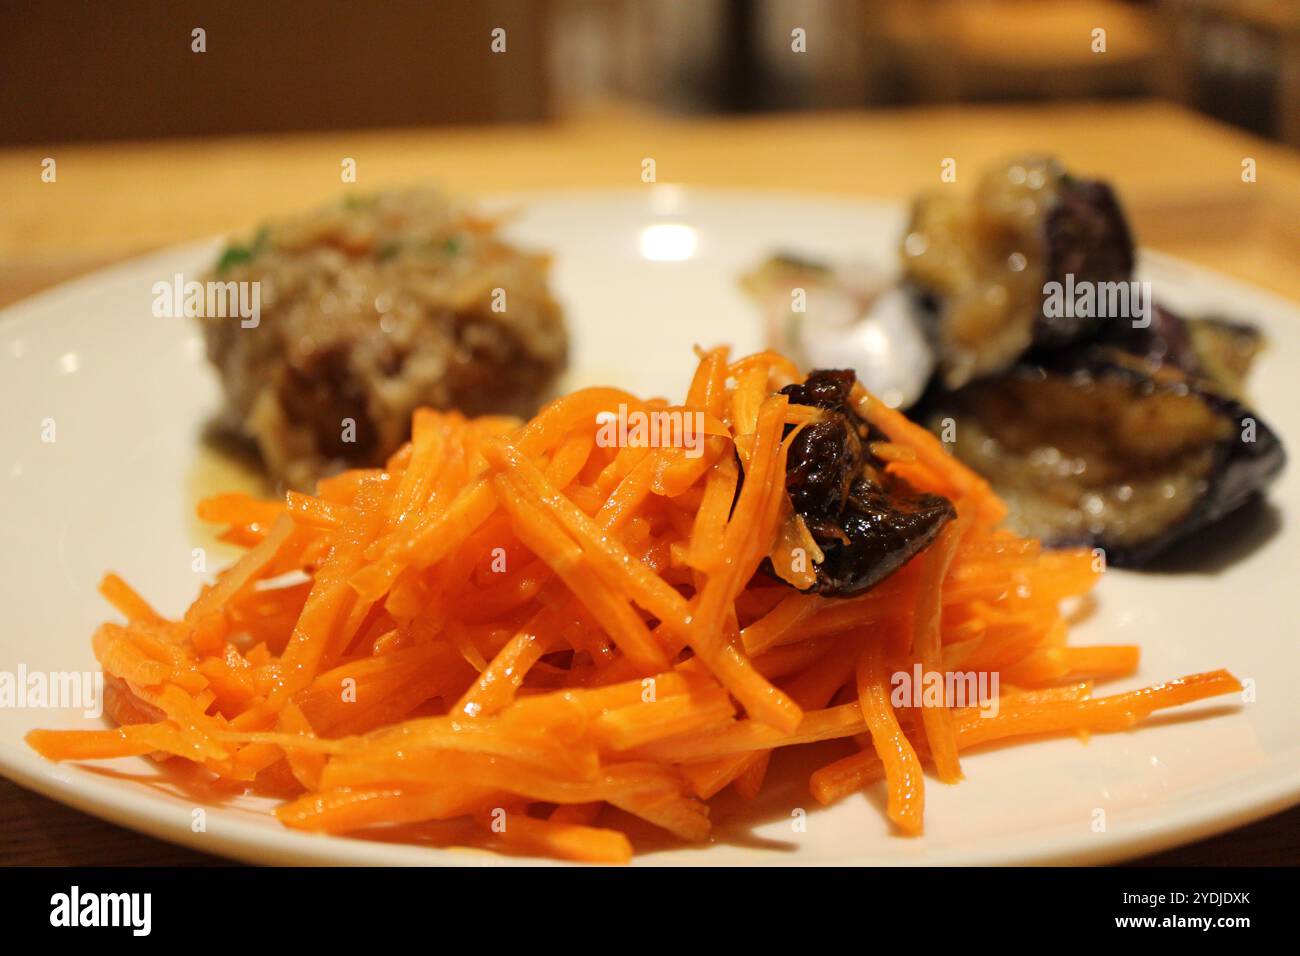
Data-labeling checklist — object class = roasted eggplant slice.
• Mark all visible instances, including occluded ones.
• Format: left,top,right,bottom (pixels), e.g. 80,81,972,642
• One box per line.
774,369,956,594
902,156,1135,389
923,349,1285,566
1103,303,1265,398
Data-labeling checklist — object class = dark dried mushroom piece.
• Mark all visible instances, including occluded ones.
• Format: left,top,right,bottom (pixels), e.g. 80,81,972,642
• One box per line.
809,480,959,595
923,348,1285,567
774,369,955,595
902,156,1135,389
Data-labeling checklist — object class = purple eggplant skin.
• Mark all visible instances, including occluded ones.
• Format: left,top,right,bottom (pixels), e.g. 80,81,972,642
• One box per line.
903,168,1137,390
772,370,956,595
1101,302,1264,398
1070,352,1284,567
1038,177,1137,346
927,348,1286,568
1103,303,1198,369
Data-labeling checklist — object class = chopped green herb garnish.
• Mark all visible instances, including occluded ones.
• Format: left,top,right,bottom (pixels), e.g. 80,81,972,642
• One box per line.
215,226,270,274
377,240,402,262
443,235,462,256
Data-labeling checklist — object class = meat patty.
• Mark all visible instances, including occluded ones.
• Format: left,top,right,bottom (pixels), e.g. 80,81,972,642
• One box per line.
199,189,568,490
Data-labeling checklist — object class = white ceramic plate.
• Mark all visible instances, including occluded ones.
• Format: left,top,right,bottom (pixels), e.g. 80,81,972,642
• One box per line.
2,189,1297,866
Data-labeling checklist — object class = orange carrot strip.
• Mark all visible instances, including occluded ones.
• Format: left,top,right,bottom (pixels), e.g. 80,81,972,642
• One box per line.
1059,645,1141,679
853,387,1006,527
277,787,496,832
186,514,298,625
284,491,348,530
607,790,711,842
485,810,633,864
490,474,669,674
453,609,563,718
196,493,285,529
912,522,964,783
811,672,1241,804
856,637,925,835
98,574,162,623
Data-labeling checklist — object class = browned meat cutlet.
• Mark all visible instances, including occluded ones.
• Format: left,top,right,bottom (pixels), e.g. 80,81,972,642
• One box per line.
199,189,567,490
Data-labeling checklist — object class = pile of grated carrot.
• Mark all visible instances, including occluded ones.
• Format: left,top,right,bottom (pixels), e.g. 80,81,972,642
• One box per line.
28,347,1240,862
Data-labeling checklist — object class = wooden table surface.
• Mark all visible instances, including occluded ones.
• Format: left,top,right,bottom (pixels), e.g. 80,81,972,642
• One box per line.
1,100,1297,865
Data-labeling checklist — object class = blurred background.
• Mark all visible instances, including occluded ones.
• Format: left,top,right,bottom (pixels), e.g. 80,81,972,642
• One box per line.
2,0,1300,868
1,0,1297,309
3,0,1297,145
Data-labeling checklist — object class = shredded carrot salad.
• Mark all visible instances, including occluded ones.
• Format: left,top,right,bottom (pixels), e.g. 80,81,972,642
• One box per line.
28,348,1241,862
